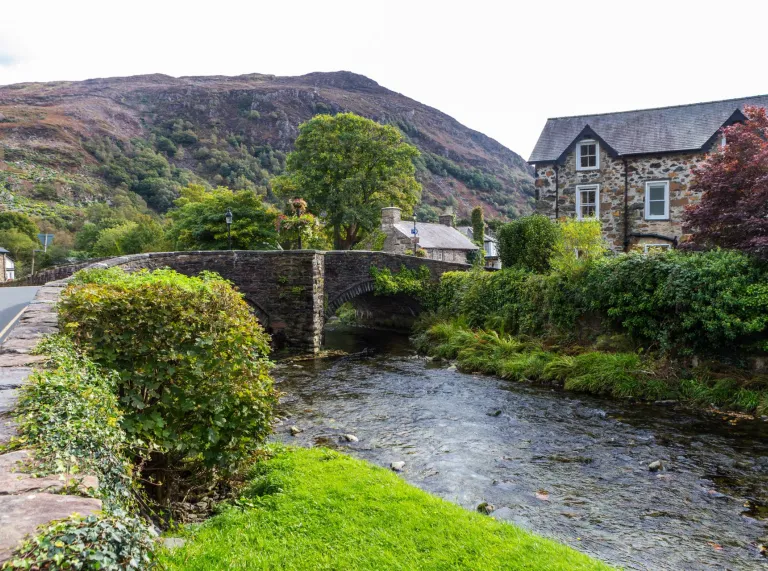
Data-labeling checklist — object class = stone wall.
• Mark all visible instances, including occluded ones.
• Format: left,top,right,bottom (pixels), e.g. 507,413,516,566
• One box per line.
27,251,470,352
534,145,713,251
0,259,109,288
0,282,102,563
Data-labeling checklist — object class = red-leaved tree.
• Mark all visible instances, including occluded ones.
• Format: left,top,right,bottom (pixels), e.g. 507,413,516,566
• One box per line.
683,105,768,259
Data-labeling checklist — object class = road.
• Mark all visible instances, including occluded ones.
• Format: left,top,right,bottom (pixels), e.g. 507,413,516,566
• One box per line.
0,287,40,344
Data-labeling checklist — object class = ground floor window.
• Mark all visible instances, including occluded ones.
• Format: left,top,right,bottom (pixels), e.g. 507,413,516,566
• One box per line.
575,184,600,220
642,243,672,254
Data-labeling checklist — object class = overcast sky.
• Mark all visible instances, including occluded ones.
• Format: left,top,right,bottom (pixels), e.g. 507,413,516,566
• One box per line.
1,1,766,159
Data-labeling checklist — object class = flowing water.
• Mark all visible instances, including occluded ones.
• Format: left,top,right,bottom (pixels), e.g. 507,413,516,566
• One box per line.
273,327,768,570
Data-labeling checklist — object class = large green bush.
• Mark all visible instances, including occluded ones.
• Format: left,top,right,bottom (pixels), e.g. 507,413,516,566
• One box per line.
59,268,277,474
586,249,768,356
497,215,560,272
435,249,768,358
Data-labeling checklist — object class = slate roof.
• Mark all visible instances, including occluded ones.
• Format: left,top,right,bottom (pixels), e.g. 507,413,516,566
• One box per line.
529,95,768,163
393,222,478,250
456,226,498,244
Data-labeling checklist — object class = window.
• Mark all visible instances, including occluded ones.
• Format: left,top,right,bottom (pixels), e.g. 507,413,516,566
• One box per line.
643,243,672,254
645,181,670,220
576,140,599,170
575,184,600,220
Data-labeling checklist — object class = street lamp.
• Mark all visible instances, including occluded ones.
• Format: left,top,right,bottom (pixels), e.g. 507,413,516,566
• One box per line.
225,209,233,251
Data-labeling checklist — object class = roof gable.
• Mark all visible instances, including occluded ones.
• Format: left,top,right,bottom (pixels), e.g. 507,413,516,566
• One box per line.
529,95,768,163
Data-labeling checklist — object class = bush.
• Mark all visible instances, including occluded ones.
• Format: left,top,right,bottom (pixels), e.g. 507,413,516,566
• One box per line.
497,215,559,272
59,268,277,478
550,218,606,275
586,249,768,356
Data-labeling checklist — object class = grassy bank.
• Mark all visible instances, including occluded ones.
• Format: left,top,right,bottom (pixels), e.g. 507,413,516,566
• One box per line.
158,447,611,570
413,319,768,416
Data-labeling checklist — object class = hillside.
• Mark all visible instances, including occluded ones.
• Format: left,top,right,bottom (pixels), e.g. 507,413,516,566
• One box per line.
0,71,533,228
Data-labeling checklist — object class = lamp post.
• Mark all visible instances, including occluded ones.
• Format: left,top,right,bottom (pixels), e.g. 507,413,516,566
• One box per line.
225,209,233,251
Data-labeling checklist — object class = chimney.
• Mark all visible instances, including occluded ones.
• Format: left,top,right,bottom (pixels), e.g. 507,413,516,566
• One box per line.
381,206,401,228
438,214,455,227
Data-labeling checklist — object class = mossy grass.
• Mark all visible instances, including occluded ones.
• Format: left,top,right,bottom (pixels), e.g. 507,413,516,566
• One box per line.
415,319,768,415
159,446,611,570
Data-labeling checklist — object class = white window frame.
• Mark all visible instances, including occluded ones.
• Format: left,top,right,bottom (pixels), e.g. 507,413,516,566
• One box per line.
643,243,672,254
575,184,600,220
576,139,600,171
644,180,670,220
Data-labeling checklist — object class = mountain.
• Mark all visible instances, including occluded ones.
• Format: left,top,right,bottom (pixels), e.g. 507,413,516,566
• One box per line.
0,71,534,223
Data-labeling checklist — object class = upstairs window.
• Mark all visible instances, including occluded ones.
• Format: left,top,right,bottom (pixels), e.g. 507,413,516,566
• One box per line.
576,184,600,220
576,139,599,170
645,181,670,220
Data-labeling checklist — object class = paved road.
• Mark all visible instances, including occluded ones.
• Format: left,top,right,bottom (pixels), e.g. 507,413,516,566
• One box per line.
0,287,40,344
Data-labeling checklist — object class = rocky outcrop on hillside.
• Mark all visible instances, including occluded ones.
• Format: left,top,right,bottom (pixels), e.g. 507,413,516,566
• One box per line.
0,71,534,219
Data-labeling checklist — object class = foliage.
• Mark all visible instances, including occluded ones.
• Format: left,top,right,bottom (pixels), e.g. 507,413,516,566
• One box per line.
274,113,421,250
683,106,768,259
0,211,38,240
587,249,768,356
470,206,485,246
550,218,606,275
85,137,192,212
497,215,559,272
14,336,135,510
0,229,37,274
90,216,165,257
158,447,609,571
166,184,279,250
434,248,768,358
59,268,278,478
5,513,155,571
370,265,433,303
351,229,387,252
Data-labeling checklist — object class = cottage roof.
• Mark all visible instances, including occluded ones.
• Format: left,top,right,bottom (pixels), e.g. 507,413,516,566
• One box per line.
393,222,478,251
0,248,9,254
456,226,497,244
529,95,768,164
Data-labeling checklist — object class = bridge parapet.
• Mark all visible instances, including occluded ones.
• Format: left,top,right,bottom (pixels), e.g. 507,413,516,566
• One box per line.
11,251,470,352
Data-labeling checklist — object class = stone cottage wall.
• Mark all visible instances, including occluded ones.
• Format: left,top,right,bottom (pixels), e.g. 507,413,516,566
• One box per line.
534,145,712,251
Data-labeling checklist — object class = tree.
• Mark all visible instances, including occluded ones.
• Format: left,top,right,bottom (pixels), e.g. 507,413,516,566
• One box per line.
0,230,37,276
90,216,165,257
683,105,768,259
471,206,485,246
497,215,560,273
0,212,38,240
166,184,279,251
275,113,421,249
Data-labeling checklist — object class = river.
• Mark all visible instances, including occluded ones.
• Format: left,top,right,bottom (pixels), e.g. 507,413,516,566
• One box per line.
272,327,768,570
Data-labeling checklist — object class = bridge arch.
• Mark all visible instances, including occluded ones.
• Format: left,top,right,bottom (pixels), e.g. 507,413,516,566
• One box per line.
325,280,377,318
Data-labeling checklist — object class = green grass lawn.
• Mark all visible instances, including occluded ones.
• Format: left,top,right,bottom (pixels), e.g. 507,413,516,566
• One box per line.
159,447,612,570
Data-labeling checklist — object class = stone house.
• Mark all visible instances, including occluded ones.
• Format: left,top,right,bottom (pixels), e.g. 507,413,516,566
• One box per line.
528,95,768,251
381,207,477,263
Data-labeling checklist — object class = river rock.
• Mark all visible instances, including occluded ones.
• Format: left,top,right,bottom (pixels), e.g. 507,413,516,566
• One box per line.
490,506,515,520
477,502,495,515
390,461,405,472
648,460,664,472
340,434,359,443
289,425,302,436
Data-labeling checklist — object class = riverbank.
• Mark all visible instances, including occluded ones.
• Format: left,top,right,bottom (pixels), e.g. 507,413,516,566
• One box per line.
158,446,612,570
413,318,768,417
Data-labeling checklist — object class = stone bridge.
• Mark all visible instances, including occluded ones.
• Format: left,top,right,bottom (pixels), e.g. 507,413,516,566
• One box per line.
14,251,470,352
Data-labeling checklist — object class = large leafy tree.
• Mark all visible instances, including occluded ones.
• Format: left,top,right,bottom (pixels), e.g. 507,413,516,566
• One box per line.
166,184,279,250
683,105,768,259
275,113,421,249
